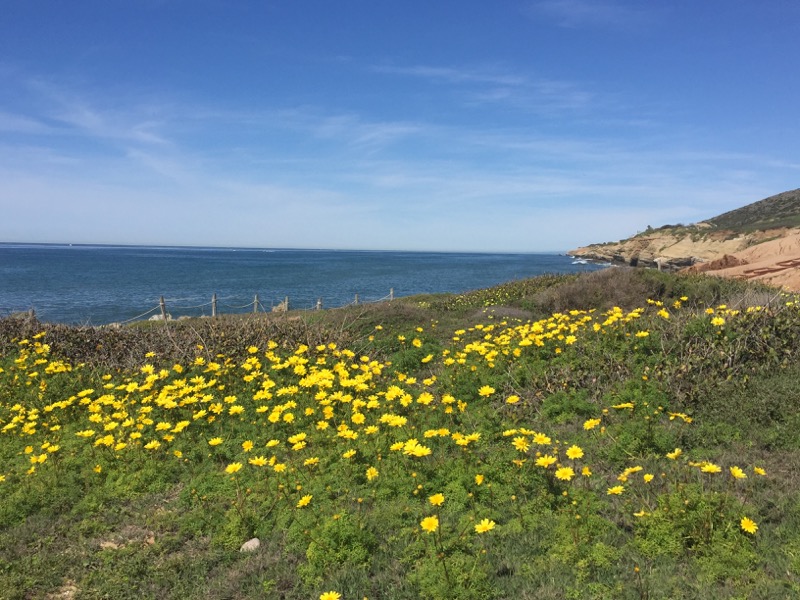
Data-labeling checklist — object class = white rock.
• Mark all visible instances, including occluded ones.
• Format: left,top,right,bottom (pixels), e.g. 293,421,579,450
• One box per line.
240,538,260,552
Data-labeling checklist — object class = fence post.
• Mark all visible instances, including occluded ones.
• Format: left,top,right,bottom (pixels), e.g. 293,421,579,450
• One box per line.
354,294,359,305
316,298,322,310
160,296,167,320
212,293,217,317
390,288,394,301
284,296,289,311
253,294,259,314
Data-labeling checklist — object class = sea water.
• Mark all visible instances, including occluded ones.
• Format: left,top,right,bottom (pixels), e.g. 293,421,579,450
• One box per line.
0,244,603,325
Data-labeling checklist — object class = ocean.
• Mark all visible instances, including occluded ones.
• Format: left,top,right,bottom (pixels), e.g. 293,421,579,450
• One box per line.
0,244,603,325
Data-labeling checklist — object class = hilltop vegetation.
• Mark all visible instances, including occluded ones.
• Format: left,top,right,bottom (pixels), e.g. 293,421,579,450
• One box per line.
1,269,800,599
706,189,800,233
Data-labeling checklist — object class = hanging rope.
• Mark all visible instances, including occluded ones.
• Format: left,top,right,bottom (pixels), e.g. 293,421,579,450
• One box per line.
117,305,162,324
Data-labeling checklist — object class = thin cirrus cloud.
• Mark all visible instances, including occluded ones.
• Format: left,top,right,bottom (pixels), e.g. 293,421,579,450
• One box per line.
374,63,596,114
0,110,55,135
528,0,652,30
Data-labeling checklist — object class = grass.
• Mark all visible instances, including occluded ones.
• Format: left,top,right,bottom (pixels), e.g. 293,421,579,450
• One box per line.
1,268,799,599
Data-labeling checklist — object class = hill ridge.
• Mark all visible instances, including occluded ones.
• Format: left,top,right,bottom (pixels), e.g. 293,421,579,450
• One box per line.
569,188,800,290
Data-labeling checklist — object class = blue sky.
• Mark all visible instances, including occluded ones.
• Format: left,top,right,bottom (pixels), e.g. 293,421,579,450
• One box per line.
1,1,799,252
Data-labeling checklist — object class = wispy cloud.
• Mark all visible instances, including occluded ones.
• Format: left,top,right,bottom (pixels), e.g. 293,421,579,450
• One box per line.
0,111,54,134
528,0,651,30
26,78,172,146
375,63,599,115
374,64,526,87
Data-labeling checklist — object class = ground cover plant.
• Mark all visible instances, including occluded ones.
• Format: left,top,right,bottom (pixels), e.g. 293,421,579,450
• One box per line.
1,268,799,599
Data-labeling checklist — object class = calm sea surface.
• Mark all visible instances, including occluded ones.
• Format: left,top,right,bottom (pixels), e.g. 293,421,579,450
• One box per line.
0,244,603,325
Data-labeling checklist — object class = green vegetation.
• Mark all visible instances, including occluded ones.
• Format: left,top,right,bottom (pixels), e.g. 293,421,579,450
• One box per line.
582,188,800,256
1,268,799,599
707,188,800,233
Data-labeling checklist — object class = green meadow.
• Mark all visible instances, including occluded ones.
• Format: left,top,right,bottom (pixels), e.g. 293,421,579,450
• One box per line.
2,268,799,599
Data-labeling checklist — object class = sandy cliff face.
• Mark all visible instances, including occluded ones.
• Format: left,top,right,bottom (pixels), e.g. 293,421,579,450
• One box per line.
570,228,767,268
682,230,800,290
570,227,800,291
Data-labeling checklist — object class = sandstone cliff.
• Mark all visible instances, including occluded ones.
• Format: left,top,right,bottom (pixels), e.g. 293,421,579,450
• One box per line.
568,188,800,290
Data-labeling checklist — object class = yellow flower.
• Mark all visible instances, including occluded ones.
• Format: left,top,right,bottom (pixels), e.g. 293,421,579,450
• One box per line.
320,593,341,600
565,445,584,460
535,455,557,468
288,432,307,445
643,473,654,483
607,485,625,495
366,466,379,481
420,516,439,533
512,436,530,453
428,493,445,506
242,440,254,452
248,456,268,466
475,474,485,485
711,316,725,326
225,462,243,475
505,395,520,404
700,463,722,474
208,437,223,446
753,466,767,476
297,494,312,508
581,466,592,477
583,418,601,430
474,518,496,533
532,433,551,445
421,354,434,363
740,517,758,534
478,385,495,397
666,448,682,460
730,466,747,480
555,467,575,481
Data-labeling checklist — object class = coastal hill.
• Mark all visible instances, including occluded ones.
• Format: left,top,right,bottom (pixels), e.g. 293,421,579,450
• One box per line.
569,188,800,290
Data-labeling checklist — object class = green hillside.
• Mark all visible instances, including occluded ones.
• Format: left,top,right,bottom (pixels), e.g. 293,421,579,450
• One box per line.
1,269,799,600
706,188,800,232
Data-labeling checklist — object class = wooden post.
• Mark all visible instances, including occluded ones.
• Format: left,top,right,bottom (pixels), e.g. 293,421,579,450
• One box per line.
354,294,359,305
28,308,36,321
284,296,289,311
160,296,167,320
316,298,322,310
212,293,217,317
253,294,259,313
389,288,394,301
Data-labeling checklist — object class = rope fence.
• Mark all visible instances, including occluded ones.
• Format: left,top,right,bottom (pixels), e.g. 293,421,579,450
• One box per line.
5,289,397,325
117,288,397,323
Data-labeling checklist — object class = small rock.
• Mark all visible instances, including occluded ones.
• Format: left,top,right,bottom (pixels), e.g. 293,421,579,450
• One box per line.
240,538,260,552
99,541,120,550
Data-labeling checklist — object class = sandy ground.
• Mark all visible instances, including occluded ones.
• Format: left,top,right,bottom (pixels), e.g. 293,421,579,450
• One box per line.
682,231,800,291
